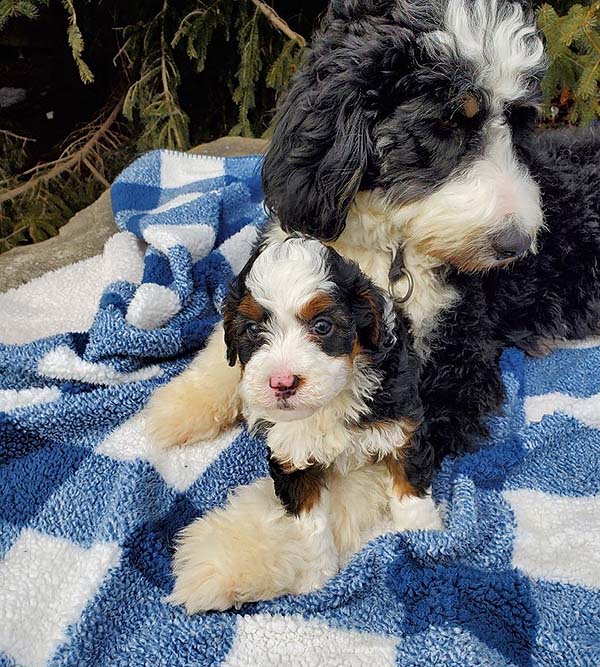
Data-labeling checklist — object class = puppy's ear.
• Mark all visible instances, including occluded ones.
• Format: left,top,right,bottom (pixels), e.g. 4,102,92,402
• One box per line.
351,273,396,359
222,276,244,367
262,15,412,241
327,249,395,358
221,247,261,366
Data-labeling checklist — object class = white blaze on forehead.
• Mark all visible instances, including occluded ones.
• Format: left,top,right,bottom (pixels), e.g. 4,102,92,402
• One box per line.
246,238,334,314
427,0,545,103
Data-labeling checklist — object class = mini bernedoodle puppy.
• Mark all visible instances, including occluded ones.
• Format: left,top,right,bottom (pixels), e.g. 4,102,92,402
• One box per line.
168,238,440,613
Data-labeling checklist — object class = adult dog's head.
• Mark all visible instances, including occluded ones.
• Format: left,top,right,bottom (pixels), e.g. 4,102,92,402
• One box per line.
263,0,547,271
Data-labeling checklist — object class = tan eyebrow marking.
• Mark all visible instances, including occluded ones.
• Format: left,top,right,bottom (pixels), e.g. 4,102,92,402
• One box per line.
238,294,264,321
298,292,335,321
462,95,480,119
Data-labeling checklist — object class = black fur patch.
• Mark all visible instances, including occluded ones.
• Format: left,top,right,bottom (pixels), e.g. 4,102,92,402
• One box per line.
222,247,271,367
324,247,396,361
268,454,326,516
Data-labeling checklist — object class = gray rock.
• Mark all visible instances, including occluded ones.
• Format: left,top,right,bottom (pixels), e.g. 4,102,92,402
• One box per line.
0,137,268,293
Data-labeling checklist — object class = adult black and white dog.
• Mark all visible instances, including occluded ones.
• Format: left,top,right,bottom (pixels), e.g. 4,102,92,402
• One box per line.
148,1,600,496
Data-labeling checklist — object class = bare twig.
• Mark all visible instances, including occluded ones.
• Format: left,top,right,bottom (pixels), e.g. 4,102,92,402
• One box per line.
0,96,123,205
1,223,29,243
249,0,306,47
83,157,110,188
0,129,35,143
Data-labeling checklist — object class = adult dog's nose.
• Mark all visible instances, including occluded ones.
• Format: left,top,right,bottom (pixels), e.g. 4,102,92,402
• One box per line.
492,221,532,259
269,373,300,398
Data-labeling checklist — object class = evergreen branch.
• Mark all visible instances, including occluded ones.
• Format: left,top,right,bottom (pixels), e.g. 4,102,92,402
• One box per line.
0,96,123,205
249,0,306,47
0,0,47,31
62,0,94,83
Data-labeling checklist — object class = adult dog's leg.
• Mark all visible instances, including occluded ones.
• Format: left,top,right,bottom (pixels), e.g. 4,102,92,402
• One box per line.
385,456,442,532
145,322,242,448
168,478,338,613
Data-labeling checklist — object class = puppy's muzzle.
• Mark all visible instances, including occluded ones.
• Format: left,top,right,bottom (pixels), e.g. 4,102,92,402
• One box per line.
269,373,300,400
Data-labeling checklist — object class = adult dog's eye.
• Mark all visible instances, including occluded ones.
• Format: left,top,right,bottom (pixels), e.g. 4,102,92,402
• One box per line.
245,322,260,340
312,319,333,336
441,119,458,129
434,118,460,136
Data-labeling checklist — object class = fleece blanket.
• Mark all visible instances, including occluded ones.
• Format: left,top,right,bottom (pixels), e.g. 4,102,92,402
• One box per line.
0,150,599,667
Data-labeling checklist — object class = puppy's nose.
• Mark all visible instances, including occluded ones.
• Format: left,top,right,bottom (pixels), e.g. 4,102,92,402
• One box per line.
492,222,532,259
269,373,300,398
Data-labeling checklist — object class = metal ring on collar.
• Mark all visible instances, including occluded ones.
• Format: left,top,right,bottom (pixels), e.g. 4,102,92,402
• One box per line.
396,267,414,304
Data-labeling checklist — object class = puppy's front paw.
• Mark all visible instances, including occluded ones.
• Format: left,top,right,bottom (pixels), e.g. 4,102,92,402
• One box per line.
145,374,241,449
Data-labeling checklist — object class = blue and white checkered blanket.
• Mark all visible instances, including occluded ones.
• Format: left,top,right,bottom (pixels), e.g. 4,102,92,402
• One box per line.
1,150,599,667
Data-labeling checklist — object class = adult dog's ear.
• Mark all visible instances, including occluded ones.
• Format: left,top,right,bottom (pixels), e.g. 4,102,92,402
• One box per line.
262,9,411,241
222,247,261,366
263,74,371,241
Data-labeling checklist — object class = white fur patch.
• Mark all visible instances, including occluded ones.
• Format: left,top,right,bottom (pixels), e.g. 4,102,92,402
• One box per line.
390,492,443,532
241,328,353,429
429,0,545,103
246,238,333,314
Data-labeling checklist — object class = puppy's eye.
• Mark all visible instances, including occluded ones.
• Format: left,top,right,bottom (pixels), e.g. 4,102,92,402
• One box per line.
312,318,334,336
245,322,261,340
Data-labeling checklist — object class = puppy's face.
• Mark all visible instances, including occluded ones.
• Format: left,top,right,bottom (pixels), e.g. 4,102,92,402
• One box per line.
223,239,394,424
264,0,547,272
